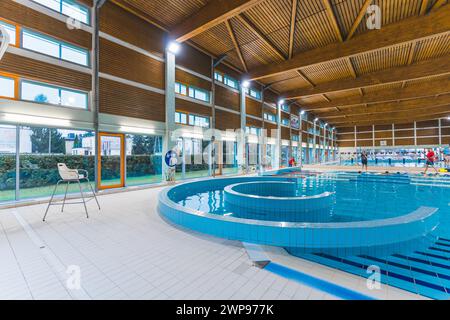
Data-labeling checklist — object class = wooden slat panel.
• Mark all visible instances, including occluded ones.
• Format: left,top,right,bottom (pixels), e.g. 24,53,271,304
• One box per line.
265,122,277,137
416,128,439,136
374,131,392,139
246,117,262,127
417,137,439,145
338,141,355,147
356,140,373,147
99,77,164,121
176,69,211,91
394,138,415,146
246,97,261,117
281,126,290,140
215,85,240,111
100,38,164,89
176,98,212,117
0,0,91,49
215,109,240,130
177,43,212,77
356,132,372,139
395,130,414,138
416,119,439,128
337,133,354,140
100,2,165,54
0,53,91,91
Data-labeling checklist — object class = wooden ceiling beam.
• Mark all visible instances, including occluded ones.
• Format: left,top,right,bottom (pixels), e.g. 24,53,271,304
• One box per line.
331,105,450,126
346,0,372,41
322,0,343,42
245,5,450,80
296,69,315,87
225,20,248,72
301,78,450,110
334,112,450,127
419,0,430,15
170,0,264,42
288,0,298,59
281,56,450,99
236,14,286,60
318,95,450,118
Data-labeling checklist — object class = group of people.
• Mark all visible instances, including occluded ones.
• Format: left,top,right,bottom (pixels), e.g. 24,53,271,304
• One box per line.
359,147,450,175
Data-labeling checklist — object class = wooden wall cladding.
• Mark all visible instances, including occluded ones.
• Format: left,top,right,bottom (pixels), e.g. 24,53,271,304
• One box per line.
337,133,355,140
356,132,372,139
246,117,262,128
374,131,393,139
441,127,450,136
356,126,372,132
215,110,240,130
339,141,355,147
281,127,290,140
100,38,164,89
417,120,439,128
263,105,277,115
215,63,241,80
417,137,439,145
442,119,450,127
99,77,164,122
0,0,91,49
395,138,415,146
246,98,262,118
0,53,91,91
416,128,439,136
264,90,279,105
176,98,211,117
215,85,239,111
357,140,373,147
78,0,93,6
177,44,211,77
375,124,392,131
336,127,354,133
176,69,210,91
442,137,450,144
100,2,164,55
395,130,414,138
395,123,414,129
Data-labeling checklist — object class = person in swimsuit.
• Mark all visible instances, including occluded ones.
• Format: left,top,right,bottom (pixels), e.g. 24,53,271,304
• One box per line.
424,149,439,175
361,151,368,172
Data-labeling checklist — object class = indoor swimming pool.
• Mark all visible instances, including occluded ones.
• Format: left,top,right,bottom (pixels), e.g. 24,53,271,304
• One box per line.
159,170,450,299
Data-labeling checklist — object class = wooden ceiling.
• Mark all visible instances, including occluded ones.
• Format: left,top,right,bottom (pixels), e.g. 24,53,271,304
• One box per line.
111,0,450,127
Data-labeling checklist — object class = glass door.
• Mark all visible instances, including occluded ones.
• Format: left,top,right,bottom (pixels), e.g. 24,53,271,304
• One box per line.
98,132,125,189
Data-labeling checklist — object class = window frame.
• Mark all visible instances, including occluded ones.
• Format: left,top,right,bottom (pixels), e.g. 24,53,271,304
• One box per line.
0,73,19,100
21,28,90,66
20,79,89,109
31,0,91,26
188,114,210,128
0,18,20,47
175,111,188,125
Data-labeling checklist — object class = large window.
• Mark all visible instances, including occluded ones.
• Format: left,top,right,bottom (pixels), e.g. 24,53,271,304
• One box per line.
246,126,261,136
0,20,17,45
214,72,238,90
264,113,277,123
176,138,210,180
19,126,95,200
281,118,290,126
0,125,16,202
21,80,88,109
32,0,90,25
175,82,210,103
189,114,210,128
244,88,261,100
126,134,162,186
175,111,187,125
0,75,15,99
280,104,290,112
22,29,89,66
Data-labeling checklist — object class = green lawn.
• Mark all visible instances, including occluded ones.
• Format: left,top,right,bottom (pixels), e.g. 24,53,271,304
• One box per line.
0,168,240,203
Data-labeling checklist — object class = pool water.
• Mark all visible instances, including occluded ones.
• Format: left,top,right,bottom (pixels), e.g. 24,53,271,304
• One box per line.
175,171,450,299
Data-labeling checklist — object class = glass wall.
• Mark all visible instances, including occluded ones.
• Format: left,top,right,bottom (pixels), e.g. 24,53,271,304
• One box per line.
126,134,162,186
246,142,259,170
222,140,238,175
281,145,289,167
175,137,210,180
19,126,95,200
0,125,16,202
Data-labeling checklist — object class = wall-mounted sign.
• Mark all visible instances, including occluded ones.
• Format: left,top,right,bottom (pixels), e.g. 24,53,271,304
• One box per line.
290,115,299,129
380,140,387,146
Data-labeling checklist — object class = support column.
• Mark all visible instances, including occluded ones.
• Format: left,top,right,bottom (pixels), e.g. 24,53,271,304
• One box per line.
273,103,281,169
15,125,20,200
299,112,303,167
162,49,177,180
313,122,317,164
237,83,246,172
93,4,100,192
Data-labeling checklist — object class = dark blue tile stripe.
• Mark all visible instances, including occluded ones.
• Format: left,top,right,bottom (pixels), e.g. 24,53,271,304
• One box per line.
416,251,450,261
393,254,450,271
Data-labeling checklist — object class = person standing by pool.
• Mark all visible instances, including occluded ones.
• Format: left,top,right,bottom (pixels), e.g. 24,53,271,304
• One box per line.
443,145,450,167
288,156,296,167
361,150,368,172
424,149,439,175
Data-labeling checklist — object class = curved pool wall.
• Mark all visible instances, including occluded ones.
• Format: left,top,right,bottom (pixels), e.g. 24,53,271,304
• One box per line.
158,176,439,256
224,181,334,222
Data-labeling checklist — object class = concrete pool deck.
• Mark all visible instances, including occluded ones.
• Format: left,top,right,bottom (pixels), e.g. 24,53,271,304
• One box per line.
0,184,426,300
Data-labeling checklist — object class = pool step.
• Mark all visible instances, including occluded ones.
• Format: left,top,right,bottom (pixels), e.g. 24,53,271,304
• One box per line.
297,239,450,300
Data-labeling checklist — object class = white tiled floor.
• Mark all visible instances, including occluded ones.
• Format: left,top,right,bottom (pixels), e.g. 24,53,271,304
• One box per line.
0,185,344,300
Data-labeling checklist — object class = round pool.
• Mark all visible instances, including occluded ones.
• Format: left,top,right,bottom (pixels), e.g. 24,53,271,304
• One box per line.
158,174,439,256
